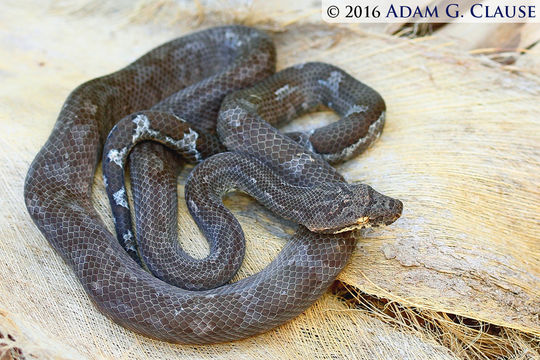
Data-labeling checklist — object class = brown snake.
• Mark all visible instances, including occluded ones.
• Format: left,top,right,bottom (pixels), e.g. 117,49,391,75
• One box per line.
24,26,402,344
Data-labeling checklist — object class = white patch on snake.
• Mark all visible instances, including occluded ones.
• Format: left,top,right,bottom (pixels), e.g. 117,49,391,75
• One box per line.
225,28,243,47
345,104,369,116
188,199,199,213
281,153,315,176
107,147,127,168
113,187,129,209
324,111,385,163
228,116,241,128
166,128,201,161
248,93,263,101
273,202,285,211
293,62,306,69
262,191,273,201
83,99,98,115
132,114,159,142
123,230,136,252
102,174,108,188
274,84,297,101
318,71,343,96
237,98,258,112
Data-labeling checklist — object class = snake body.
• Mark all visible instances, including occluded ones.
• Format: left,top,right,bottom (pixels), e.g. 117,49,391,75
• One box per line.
24,26,402,344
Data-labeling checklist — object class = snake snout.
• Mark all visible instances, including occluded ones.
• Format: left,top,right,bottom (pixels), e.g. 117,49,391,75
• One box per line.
366,191,403,227
304,183,402,234
386,198,403,224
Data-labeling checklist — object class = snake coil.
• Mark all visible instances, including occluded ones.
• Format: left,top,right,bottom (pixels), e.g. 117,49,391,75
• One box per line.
24,25,402,344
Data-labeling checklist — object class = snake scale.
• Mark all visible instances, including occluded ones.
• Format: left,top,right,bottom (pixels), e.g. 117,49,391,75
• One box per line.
24,26,402,344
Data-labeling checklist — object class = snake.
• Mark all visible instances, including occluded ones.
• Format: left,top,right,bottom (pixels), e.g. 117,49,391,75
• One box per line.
24,25,403,344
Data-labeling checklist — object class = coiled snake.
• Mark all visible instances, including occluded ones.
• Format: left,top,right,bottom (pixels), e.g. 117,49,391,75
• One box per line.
24,26,402,344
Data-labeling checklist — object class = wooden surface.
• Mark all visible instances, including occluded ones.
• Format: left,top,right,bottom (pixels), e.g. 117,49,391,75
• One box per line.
0,1,538,359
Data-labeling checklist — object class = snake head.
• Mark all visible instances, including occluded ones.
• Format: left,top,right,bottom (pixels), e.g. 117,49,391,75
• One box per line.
303,182,402,234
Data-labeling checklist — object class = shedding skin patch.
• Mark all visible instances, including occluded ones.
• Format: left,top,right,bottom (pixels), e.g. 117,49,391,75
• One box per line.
224,28,243,48
113,187,129,209
345,104,369,117
228,116,241,128
107,147,127,168
188,199,199,213
123,230,136,252
274,84,297,101
237,98,258,112
130,113,201,161
323,111,385,163
166,128,201,161
83,99,98,115
318,71,343,96
132,114,159,142
281,153,315,176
